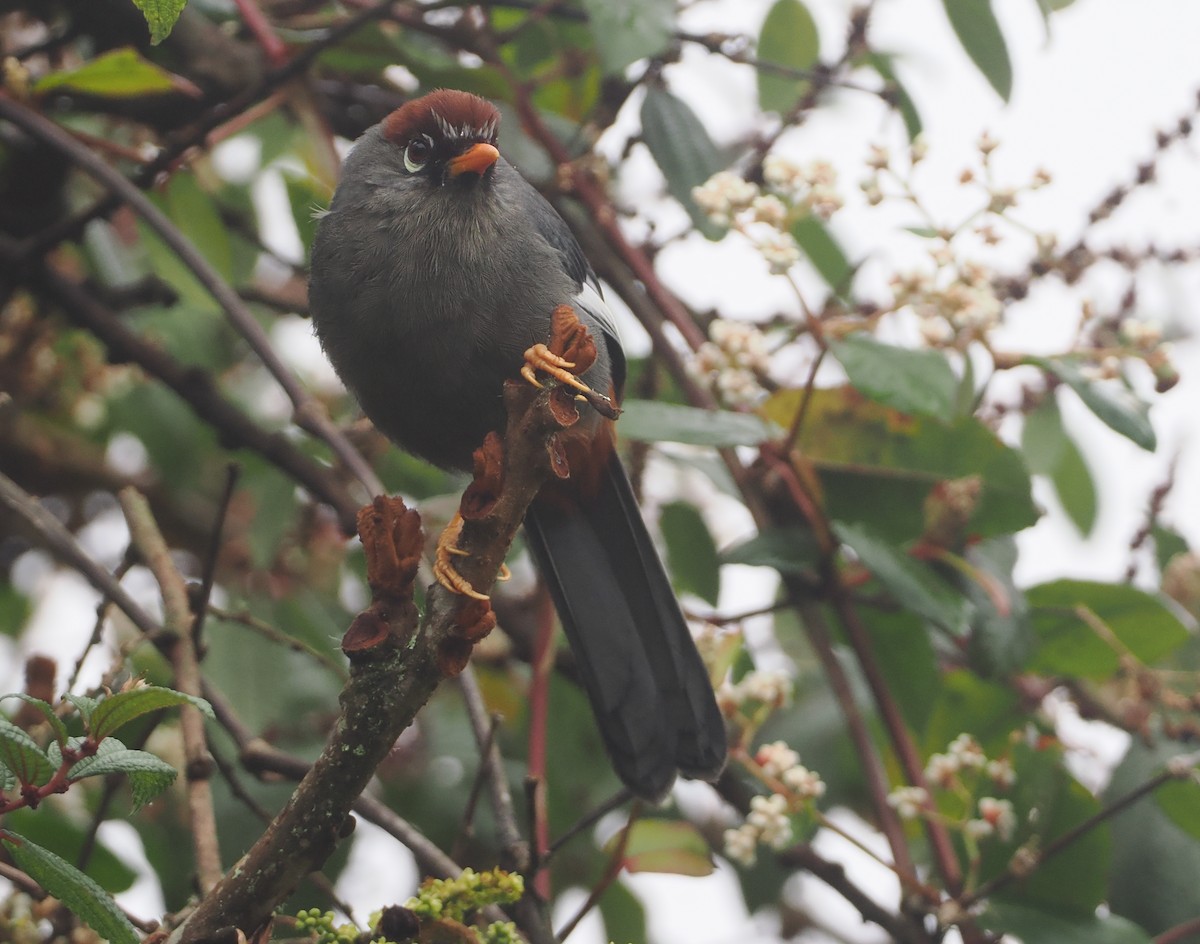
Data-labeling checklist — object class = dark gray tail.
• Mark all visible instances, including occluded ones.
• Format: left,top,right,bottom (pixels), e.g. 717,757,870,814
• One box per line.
524,453,726,800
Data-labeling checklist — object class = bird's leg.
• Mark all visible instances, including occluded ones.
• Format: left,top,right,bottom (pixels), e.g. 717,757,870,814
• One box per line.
520,344,596,395
434,512,490,601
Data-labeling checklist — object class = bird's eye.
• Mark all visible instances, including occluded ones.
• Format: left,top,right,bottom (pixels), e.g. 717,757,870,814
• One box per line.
403,135,433,173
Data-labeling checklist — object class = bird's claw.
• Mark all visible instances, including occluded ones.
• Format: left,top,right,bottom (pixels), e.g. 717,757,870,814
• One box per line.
434,513,489,601
522,342,618,417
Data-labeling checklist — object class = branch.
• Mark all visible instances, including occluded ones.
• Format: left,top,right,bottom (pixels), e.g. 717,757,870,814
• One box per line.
30,265,362,534
118,488,223,894
0,94,383,501
169,367,573,943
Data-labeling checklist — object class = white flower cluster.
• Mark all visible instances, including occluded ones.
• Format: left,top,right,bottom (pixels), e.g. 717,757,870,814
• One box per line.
1120,317,1164,352
890,258,1003,344
890,734,1019,843
755,740,827,799
924,733,987,787
886,785,929,820
724,793,794,866
717,669,794,714
763,155,843,221
693,319,771,408
965,797,1017,842
691,171,759,227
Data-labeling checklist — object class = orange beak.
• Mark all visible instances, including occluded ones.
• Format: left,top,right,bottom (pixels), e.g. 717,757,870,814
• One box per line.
448,142,499,177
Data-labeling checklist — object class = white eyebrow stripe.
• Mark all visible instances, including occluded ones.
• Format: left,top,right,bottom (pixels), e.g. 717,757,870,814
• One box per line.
431,111,498,141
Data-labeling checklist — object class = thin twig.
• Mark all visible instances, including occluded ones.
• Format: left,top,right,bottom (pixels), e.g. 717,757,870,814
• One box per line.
191,462,239,651
553,804,639,943
119,487,223,894
0,96,383,500
0,470,160,637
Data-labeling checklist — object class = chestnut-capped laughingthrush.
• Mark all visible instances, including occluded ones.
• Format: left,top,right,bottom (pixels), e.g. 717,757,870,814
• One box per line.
309,89,726,800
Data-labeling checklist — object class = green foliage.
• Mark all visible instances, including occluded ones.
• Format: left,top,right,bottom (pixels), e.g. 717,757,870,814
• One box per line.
580,0,674,74
34,47,180,96
607,819,715,876
757,0,821,113
829,334,960,421
661,501,721,605
1,833,139,944
1021,394,1098,536
129,0,188,44
640,86,727,238
1027,355,1157,451
941,0,1013,100
619,399,775,447
791,216,855,294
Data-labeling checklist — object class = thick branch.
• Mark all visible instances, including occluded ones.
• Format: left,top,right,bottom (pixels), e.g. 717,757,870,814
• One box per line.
169,376,568,943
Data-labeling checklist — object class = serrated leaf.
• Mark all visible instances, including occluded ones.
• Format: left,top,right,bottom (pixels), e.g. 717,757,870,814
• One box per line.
1026,580,1190,679
1026,355,1156,451
1155,772,1200,842
834,522,972,634
640,86,726,237
757,0,821,114
2,833,139,944
619,400,775,447
791,216,854,294
661,502,721,606
1021,395,1098,536
65,693,99,723
941,0,1013,101
87,685,213,742
580,0,674,74
830,335,959,421
0,719,55,786
131,0,187,44
34,47,179,97
607,819,714,876
720,528,820,574
1,808,137,893
2,695,68,746
69,748,178,811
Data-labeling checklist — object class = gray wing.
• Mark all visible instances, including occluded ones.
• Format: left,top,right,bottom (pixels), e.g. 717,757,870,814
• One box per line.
525,186,627,397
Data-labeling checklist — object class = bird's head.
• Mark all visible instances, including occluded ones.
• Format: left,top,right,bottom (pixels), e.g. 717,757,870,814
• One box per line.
381,89,501,187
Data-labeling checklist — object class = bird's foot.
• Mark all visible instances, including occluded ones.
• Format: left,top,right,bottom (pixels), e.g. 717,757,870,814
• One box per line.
520,343,595,396
434,512,489,601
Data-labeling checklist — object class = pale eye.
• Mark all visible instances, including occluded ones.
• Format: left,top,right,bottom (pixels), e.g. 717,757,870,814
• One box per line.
403,135,433,173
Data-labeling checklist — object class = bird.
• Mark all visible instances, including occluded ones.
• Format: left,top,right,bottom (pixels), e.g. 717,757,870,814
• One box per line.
308,88,726,800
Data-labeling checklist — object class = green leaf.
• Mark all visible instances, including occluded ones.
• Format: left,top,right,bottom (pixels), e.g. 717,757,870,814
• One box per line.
2,695,68,746
720,528,820,574
964,537,1033,676
834,522,972,633
0,581,31,637
829,335,959,421
661,502,721,606
863,52,922,140
283,172,325,266
1,808,137,893
756,0,821,114
1108,738,1200,936
608,819,714,876
1,833,139,944
941,0,1013,101
1027,355,1157,451
619,400,774,447
859,610,940,731
1021,395,1098,536
640,86,726,237
580,0,674,74
924,669,1020,753
982,902,1151,944
1153,525,1190,575
763,387,1038,544
87,685,213,742
34,47,179,97
791,216,854,294
69,746,178,811
65,693,100,724
0,718,55,787
1156,773,1200,842
131,0,187,44
596,879,646,944
164,173,233,284
1026,580,1190,679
